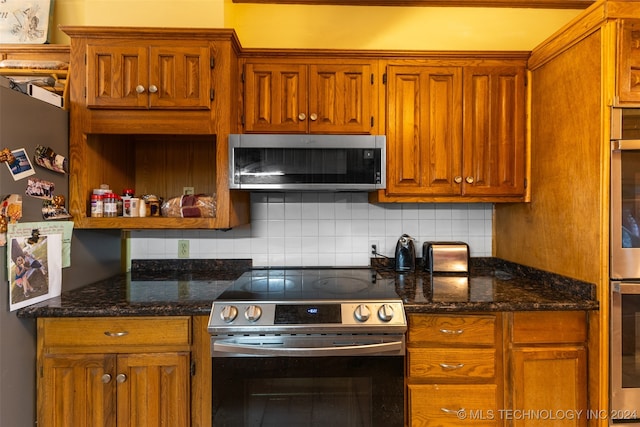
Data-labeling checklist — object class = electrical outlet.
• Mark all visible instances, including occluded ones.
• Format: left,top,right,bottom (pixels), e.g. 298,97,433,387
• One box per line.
178,240,189,258
369,240,379,256
183,187,195,195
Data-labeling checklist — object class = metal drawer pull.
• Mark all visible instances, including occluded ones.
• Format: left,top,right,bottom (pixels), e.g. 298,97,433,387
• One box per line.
439,328,464,335
439,362,465,370
441,407,464,415
116,374,127,383
101,374,112,384
104,331,129,337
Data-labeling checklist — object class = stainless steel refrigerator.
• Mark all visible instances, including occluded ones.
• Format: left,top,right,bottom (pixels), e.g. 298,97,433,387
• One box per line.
0,83,122,426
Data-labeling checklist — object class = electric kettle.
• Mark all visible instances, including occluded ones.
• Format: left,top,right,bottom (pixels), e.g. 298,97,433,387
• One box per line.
395,234,416,272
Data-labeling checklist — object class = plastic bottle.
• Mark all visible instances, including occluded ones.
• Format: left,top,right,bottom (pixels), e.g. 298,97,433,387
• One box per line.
139,198,147,217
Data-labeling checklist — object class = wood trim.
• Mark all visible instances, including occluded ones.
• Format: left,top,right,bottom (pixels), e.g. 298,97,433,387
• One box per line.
528,0,640,71
191,316,212,427
231,0,593,9
240,48,530,60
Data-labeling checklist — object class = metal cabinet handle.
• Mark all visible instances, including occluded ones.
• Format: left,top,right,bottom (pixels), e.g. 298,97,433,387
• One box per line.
454,176,463,184
309,113,318,121
148,84,158,93
101,374,112,384
466,176,474,184
298,113,307,121
439,362,465,370
135,85,145,94
116,373,127,383
441,407,464,415
104,331,129,337
439,328,463,335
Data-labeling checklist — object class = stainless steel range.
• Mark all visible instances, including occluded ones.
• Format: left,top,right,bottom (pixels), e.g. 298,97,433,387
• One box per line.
207,268,406,427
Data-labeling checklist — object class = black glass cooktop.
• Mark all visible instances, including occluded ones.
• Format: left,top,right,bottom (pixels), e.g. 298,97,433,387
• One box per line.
215,268,400,302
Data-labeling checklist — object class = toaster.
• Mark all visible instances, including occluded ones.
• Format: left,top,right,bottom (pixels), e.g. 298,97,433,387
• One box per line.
423,242,470,273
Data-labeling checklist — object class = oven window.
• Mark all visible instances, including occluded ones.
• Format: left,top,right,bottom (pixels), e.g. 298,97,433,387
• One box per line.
621,152,640,248
622,294,640,388
212,356,403,427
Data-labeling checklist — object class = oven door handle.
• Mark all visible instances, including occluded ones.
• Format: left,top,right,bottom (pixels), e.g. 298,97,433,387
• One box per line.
212,340,404,357
612,139,640,150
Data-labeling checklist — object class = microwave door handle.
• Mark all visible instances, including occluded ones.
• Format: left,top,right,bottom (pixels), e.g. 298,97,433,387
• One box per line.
612,139,640,150
213,340,404,357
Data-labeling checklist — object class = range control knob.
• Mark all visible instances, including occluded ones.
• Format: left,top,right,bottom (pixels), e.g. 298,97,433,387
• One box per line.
378,304,395,322
354,304,371,322
244,305,263,322
220,305,238,323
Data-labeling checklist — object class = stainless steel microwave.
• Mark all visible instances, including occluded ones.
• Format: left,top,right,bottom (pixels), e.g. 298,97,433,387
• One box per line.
228,134,386,191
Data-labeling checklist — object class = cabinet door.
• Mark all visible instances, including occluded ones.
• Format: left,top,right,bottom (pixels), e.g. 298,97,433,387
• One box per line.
117,352,190,427
618,19,640,104
86,45,149,109
308,64,374,134
243,62,308,133
463,66,526,197
148,45,211,109
386,65,463,196
41,353,117,427
510,346,587,427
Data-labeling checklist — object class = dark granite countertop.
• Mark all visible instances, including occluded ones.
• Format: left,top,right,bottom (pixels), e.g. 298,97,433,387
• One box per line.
16,258,598,318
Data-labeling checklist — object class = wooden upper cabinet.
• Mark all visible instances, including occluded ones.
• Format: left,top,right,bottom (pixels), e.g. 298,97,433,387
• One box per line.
463,66,526,197
386,65,463,196
86,42,212,110
617,19,640,105
380,62,526,202
243,60,376,134
243,62,308,132
309,64,374,133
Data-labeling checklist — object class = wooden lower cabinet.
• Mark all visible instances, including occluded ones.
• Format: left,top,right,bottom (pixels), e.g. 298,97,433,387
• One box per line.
41,352,189,427
37,317,192,427
507,311,588,427
407,312,588,427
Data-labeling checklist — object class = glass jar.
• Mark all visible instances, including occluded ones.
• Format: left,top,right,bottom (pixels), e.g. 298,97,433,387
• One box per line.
103,193,117,218
90,194,103,218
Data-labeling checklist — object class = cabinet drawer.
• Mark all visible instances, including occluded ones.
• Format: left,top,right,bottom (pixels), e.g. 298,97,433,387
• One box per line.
511,311,586,344
41,317,191,348
408,347,495,379
408,314,496,345
408,384,498,426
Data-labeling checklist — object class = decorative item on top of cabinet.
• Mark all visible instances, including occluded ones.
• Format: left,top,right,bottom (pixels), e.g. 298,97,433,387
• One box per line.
371,59,527,204
37,317,192,427
242,59,379,134
617,19,640,105
406,313,504,426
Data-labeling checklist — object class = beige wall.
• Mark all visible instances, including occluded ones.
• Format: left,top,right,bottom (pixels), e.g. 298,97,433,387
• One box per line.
50,0,580,50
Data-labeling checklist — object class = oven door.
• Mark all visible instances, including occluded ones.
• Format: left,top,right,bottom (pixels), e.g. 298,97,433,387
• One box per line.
611,282,640,422
611,138,640,279
611,108,640,279
211,334,405,427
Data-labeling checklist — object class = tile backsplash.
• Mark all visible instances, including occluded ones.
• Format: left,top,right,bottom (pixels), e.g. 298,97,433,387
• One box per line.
129,193,493,267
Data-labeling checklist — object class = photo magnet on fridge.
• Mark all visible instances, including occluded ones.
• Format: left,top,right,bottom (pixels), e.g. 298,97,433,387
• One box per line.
5,148,35,181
